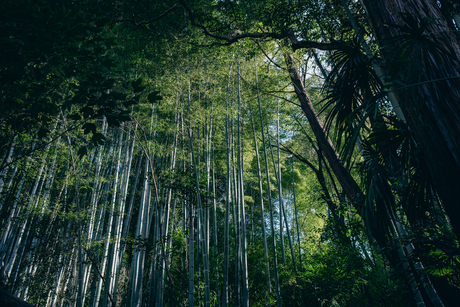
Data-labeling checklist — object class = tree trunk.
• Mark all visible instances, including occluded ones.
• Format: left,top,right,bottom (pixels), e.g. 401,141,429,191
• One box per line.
361,0,460,240
222,61,233,307
250,116,271,293
291,157,302,271
257,66,282,307
275,104,286,265
237,63,249,306
284,53,363,205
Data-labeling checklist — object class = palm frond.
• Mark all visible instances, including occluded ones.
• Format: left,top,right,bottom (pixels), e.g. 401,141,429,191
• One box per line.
320,36,383,167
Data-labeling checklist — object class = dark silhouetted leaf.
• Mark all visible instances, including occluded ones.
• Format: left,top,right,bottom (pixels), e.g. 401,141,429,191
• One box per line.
91,132,106,145
131,79,145,93
77,146,87,158
148,91,162,103
82,122,96,134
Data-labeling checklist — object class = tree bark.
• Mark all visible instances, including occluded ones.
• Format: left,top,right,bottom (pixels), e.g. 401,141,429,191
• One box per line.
361,0,460,240
284,53,363,205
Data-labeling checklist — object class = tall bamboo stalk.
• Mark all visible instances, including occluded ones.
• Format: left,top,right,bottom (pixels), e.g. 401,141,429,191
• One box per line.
270,120,297,270
255,59,282,307
250,115,271,293
275,104,286,265
237,61,249,307
222,60,233,307
291,157,302,271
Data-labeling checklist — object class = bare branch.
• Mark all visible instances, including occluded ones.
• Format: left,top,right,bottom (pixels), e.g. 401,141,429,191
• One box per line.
262,92,301,108
254,40,284,70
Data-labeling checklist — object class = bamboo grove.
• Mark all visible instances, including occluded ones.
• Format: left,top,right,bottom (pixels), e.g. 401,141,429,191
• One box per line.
1,0,460,306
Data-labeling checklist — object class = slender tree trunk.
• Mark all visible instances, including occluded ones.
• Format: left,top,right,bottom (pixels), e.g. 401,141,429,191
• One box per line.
131,153,154,307
95,129,124,307
223,60,233,307
237,62,249,307
257,64,282,307
275,104,286,265
3,144,50,279
269,129,296,270
76,170,83,307
250,116,271,293
187,75,211,307
188,195,195,307
291,157,302,271
212,159,218,250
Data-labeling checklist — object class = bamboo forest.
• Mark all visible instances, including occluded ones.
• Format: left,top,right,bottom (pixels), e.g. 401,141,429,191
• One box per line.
1,0,460,306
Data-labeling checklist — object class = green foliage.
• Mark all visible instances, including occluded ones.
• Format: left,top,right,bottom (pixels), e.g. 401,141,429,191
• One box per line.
2,1,460,306
320,37,382,167
272,217,413,307
0,0,157,165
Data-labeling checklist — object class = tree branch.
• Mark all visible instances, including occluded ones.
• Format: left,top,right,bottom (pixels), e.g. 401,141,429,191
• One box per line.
254,40,284,70
179,0,285,46
262,92,301,108
114,3,180,27
117,0,356,55
292,39,354,52
279,144,319,174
